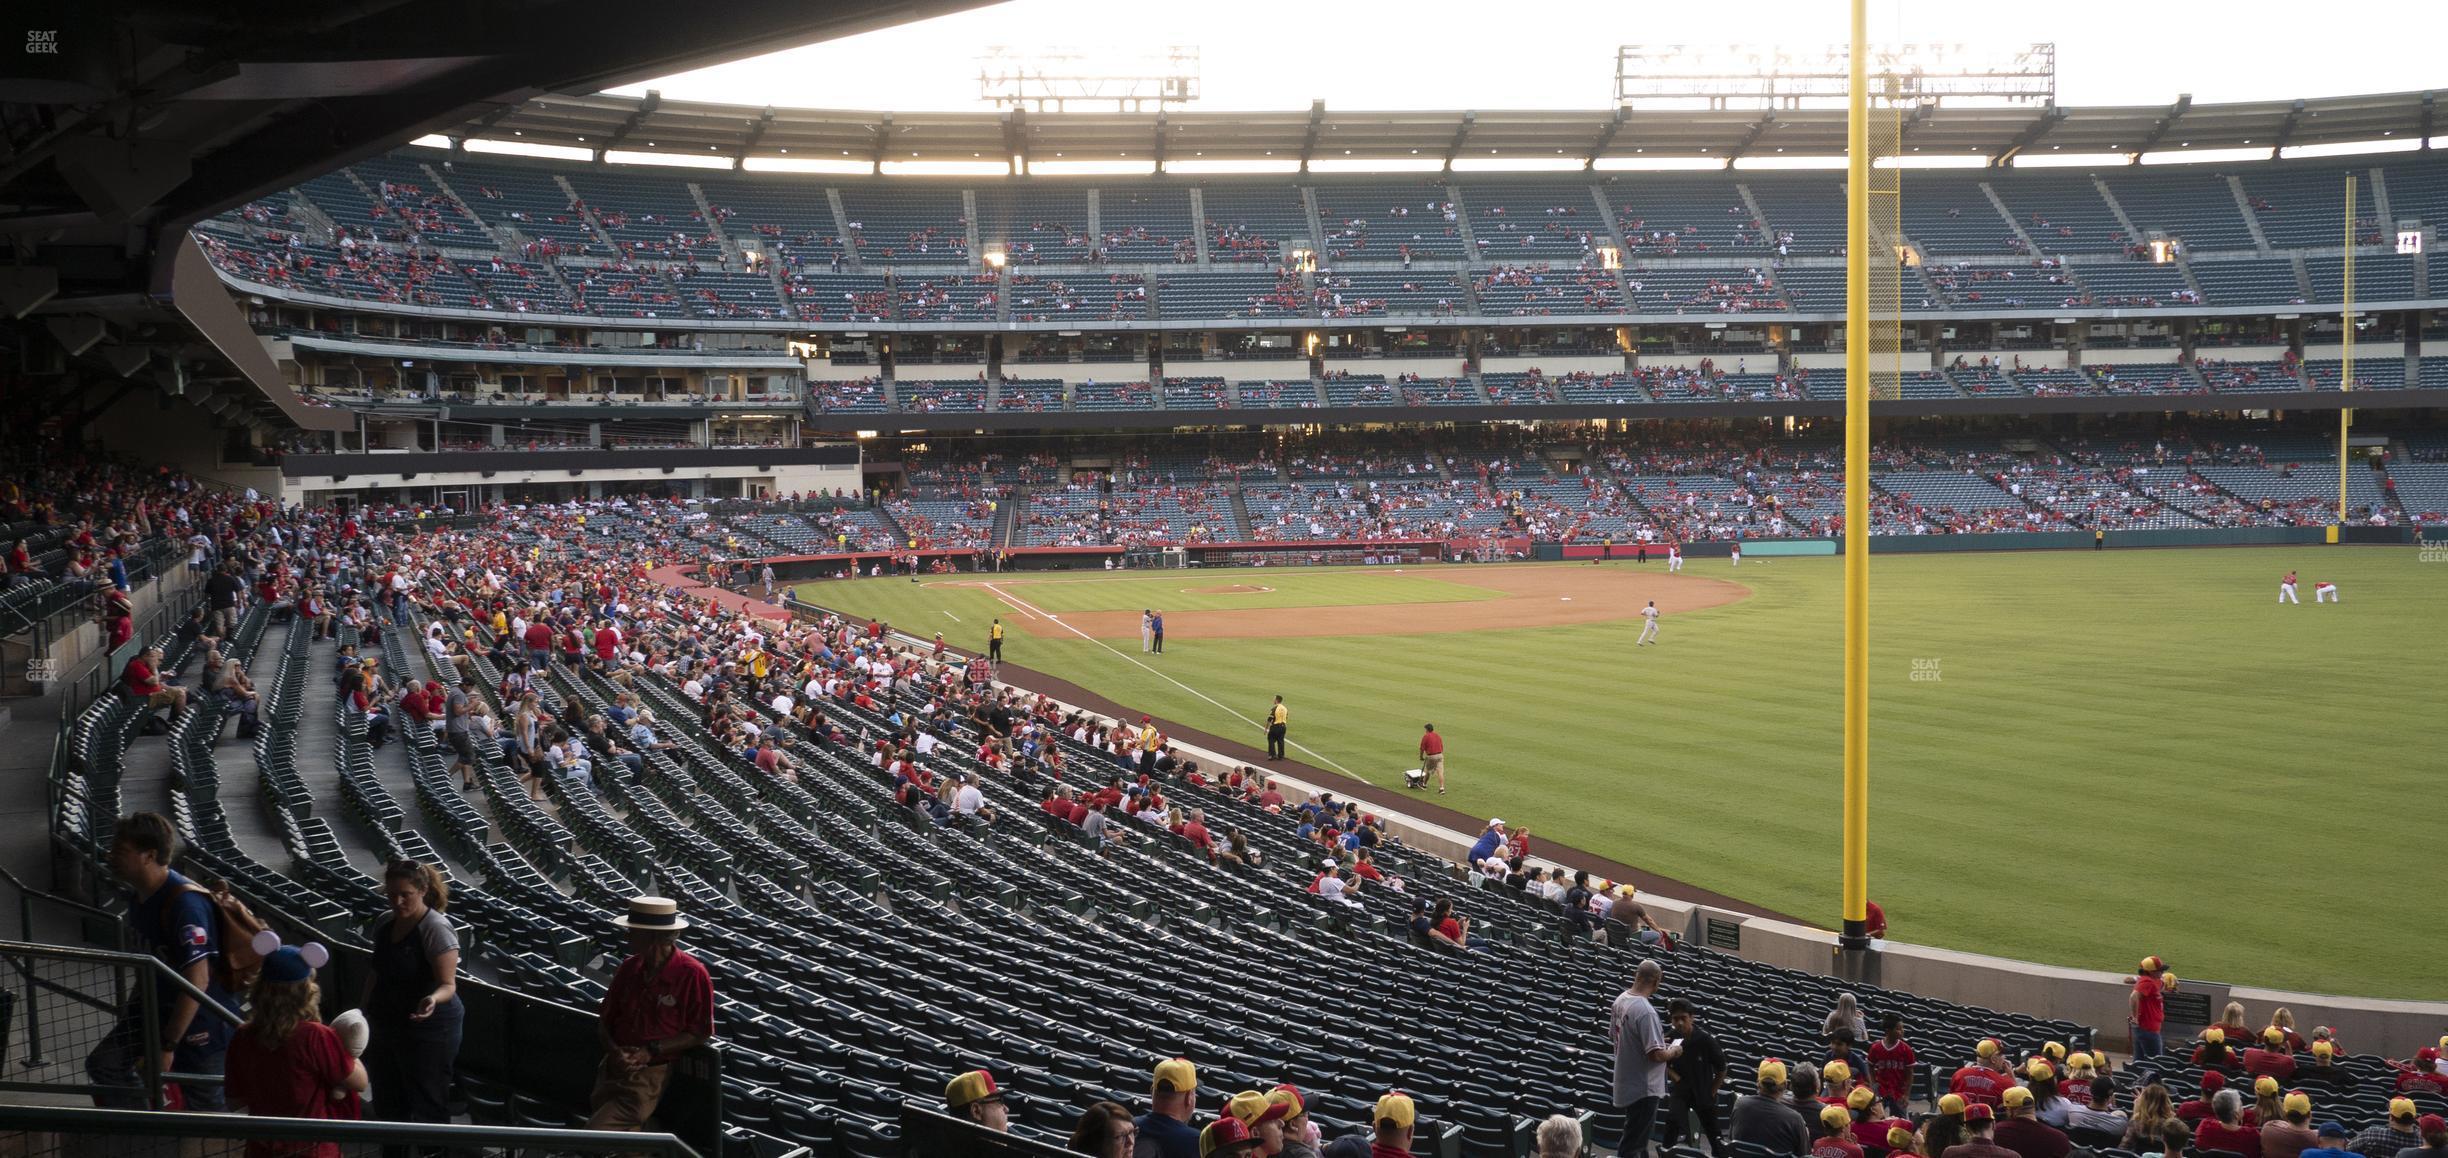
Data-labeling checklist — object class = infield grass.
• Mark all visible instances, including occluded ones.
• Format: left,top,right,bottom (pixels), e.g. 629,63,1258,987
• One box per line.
803,548,2448,999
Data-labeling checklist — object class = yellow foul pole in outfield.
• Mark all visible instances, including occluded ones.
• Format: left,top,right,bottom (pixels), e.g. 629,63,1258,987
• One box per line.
2340,174,2355,524
1840,0,1872,951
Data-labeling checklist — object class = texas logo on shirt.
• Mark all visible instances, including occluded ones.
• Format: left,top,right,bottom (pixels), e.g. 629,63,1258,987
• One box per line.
182,923,211,948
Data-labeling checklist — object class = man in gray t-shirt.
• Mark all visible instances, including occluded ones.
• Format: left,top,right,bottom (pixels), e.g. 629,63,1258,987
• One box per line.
1610,959,1679,1157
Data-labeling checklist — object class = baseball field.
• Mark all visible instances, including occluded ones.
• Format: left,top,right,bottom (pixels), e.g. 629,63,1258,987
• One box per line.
801,546,2447,999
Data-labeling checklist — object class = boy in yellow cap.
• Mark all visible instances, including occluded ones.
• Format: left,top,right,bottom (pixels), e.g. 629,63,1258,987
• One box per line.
943,1069,1007,1133
1226,1088,1290,1156
1269,1085,1319,1158
1814,1103,1864,1158
1202,1116,1261,1158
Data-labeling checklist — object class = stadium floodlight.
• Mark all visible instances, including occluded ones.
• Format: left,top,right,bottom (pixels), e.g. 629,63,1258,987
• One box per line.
978,45,1200,113
1617,42,2054,111
983,248,1008,270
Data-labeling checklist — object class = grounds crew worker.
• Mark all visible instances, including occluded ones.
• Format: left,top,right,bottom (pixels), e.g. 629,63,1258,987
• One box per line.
1265,696,1289,761
989,619,1004,663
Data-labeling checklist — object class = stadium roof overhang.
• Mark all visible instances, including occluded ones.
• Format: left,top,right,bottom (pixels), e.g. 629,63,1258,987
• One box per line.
0,0,991,433
444,89,2443,169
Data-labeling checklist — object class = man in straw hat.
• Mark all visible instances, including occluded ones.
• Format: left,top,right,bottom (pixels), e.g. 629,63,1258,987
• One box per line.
589,896,713,1132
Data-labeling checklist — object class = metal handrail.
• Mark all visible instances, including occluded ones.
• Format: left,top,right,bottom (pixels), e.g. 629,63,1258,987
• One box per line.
0,939,242,1029
0,1103,700,1158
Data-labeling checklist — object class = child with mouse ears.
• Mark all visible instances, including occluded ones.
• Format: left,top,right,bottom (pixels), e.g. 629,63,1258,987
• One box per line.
223,931,369,1141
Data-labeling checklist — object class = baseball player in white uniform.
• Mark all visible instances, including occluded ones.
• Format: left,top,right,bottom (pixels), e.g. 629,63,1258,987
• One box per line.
2313,579,2339,603
1729,542,1741,567
1636,600,1661,646
2278,571,2298,604
1666,544,1683,573
1140,609,1154,651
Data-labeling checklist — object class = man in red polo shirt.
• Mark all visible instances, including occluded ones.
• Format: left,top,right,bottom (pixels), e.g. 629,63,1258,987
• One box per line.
591,896,714,1132
1417,724,1446,795
1180,808,1216,859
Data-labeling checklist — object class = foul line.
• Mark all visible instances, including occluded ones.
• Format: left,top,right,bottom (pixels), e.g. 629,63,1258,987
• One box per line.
941,610,961,622
979,581,1363,779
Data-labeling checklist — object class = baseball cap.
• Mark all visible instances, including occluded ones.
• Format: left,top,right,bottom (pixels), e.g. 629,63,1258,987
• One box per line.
1823,1061,1852,1083
2264,1028,2286,1046
2420,1047,2443,1064
1976,1038,2004,1059
2024,1059,2055,1081
1489,818,1506,829
2317,1124,2350,1140
2255,1076,2282,1097
1848,1087,1877,1111
1758,1058,1790,1085
1200,1116,1258,1157
1887,1127,1917,1148
2283,1092,2312,1117
2003,1087,2034,1110
2065,1053,2098,1074
2204,1027,2226,1044
2312,1041,2335,1059
945,1069,1001,1111
2199,1070,2227,1092
1937,1094,1967,1116
2139,955,2167,972
1820,1104,1853,1130
1268,1085,1306,1121
1965,1104,1996,1124
2420,1115,2448,1135
2042,1042,2068,1061
1374,1091,1416,1131
1154,1057,1199,1094
1227,1090,1288,1127
2391,1098,2419,1121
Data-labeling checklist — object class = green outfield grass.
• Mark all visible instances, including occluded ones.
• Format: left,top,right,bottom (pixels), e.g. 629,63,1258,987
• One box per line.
801,548,2448,999
945,569,1503,615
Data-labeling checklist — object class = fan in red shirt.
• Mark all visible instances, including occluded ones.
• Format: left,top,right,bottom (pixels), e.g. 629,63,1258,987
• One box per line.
1179,810,1216,858
2176,1070,2228,1122
593,623,621,664
1950,1040,2019,1109
1867,1014,1918,1113
2242,1029,2297,1081
2398,1049,2448,1095
2190,1095,2262,1156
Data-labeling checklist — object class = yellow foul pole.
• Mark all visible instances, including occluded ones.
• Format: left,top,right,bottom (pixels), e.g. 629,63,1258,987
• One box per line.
2340,174,2355,524
1840,0,1872,949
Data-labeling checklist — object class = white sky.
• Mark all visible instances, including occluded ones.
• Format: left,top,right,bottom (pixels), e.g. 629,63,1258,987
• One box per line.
609,0,2448,113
